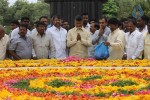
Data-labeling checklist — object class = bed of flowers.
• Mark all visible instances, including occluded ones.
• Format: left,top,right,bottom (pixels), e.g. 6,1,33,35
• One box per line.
0,56,150,68
0,57,150,99
0,68,150,99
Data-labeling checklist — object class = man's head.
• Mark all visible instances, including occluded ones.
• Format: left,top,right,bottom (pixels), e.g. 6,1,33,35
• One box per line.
0,25,5,40
19,24,28,37
52,15,62,28
39,16,49,26
118,20,123,30
10,20,19,30
90,19,95,24
127,19,136,33
121,18,128,30
74,15,83,28
62,21,70,31
137,15,147,28
108,18,119,32
36,21,46,35
21,17,30,27
99,17,108,29
90,23,99,33
81,13,89,27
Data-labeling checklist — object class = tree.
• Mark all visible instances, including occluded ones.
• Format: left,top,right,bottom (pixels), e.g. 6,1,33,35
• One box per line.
102,0,119,18
115,0,150,19
0,0,9,24
1,0,50,25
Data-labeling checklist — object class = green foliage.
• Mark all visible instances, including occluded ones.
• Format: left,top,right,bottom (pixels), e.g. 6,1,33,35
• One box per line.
95,92,106,97
0,0,50,26
12,79,29,89
115,0,150,18
118,89,136,94
60,91,79,95
46,79,74,88
81,75,102,81
144,78,150,81
103,0,150,19
103,0,119,18
12,79,48,93
111,80,138,87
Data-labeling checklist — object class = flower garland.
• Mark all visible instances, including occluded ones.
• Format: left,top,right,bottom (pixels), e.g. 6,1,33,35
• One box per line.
0,56,150,68
0,68,150,99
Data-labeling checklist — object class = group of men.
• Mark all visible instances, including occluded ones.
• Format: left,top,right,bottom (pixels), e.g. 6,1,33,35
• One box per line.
0,13,150,60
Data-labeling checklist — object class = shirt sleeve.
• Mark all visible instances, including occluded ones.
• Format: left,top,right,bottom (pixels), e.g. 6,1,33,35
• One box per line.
92,31,99,45
132,33,144,59
92,31,108,45
29,35,36,57
9,39,17,51
67,30,77,47
81,32,92,47
49,36,56,58
110,32,125,50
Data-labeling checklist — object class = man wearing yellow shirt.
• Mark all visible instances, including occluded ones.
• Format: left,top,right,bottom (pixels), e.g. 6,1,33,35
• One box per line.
104,18,125,60
144,20,150,59
67,15,92,58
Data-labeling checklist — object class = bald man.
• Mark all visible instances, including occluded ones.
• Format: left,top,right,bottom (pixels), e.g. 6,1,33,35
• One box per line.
0,25,9,60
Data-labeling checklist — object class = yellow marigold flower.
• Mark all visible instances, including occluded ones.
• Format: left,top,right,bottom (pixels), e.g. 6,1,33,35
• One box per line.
0,89,13,98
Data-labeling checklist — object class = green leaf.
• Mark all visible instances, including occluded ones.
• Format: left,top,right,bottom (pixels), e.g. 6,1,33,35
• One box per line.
12,79,48,93
95,92,106,97
80,75,102,81
118,89,136,94
46,79,74,88
111,80,138,87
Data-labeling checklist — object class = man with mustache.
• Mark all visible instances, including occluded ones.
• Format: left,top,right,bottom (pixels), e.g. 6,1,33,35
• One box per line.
9,24,32,60
46,15,67,58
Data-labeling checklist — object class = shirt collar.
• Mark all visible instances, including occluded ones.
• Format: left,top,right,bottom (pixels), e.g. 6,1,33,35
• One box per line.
36,31,46,36
0,35,6,41
19,36,27,40
128,30,137,36
112,28,120,34
75,27,84,31
85,23,90,28
52,25,62,31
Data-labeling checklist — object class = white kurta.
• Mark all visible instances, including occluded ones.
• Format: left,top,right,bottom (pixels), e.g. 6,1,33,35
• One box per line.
125,30,144,59
137,25,148,38
107,28,125,60
0,34,9,60
29,31,56,59
46,26,67,58
144,33,150,59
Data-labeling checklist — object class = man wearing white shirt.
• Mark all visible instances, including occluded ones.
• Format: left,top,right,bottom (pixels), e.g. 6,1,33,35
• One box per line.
46,15,67,58
10,17,31,39
137,16,148,59
137,15,148,38
0,25,9,60
104,18,125,60
81,13,90,32
30,22,56,59
32,16,50,35
124,19,144,60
